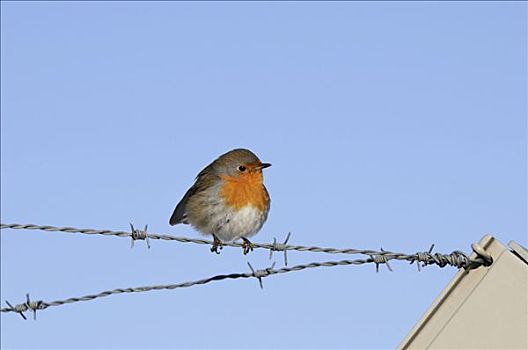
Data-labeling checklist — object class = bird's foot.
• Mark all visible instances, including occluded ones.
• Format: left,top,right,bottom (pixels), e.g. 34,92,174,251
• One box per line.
211,234,223,254
241,237,254,255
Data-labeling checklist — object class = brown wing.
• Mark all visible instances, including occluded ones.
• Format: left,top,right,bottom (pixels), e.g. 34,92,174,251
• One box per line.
169,164,219,226
169,185,196,225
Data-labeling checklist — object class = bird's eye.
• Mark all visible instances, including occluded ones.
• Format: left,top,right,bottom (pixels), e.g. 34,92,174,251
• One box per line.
238,165,247,172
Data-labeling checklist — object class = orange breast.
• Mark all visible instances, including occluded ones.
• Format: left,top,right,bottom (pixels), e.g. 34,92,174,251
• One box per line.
220,172,268,211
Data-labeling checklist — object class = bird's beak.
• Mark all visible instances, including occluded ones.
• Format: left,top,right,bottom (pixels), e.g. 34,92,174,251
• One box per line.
258,162,272,170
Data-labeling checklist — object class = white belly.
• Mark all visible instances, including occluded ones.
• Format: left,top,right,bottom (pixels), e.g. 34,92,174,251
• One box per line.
214,205,267,242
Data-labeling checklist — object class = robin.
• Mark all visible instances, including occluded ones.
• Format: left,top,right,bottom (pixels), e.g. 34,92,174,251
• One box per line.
169,148,271,254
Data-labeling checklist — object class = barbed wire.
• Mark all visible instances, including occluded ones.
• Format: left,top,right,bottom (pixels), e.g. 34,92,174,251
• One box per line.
0,221,494,319
0,223,493,268
0,249,483,319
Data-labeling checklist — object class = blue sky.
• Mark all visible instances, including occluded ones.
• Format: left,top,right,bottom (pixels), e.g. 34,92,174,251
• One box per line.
1,1,526,348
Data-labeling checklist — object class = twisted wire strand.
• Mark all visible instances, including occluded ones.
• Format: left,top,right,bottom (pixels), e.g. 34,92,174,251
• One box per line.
1,222,494,318
0,223,491,268
0,256,409,317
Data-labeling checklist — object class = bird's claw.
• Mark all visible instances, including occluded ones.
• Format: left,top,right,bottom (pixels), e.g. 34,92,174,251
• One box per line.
241,237,254,255
211,235,223,254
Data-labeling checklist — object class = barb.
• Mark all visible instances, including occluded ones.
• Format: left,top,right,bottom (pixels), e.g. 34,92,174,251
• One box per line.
0,256,409,317
370,248,393,272
0,223,491,268
248,262,276,289
4,294,43,320
269,232,291,266
411,244,434,271
130,223,150,249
